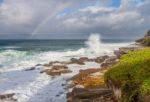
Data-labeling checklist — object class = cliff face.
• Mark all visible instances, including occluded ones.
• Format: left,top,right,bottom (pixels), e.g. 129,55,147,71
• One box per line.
104,48,150,102
136,29,150,46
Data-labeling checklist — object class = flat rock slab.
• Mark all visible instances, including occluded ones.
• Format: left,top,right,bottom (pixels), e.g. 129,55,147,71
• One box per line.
67,88,113,102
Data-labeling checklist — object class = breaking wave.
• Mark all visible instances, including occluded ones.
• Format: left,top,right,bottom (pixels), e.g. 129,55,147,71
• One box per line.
0,34,132,72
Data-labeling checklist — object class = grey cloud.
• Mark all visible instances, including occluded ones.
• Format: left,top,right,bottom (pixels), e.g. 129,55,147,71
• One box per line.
0,0,150,39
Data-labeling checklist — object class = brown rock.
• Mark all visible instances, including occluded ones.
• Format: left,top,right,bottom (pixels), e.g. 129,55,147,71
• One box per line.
78,57,90,62
70,68,104,88
0,93,15,100
46,70,61,76
52,65,68,70
101,56,118,68
136,38,144,43
71,68,100,81
67,88,114,102
42,65,72,76
49,61,60,66
69,58,85,65
94,55,109,63
43,63,50,67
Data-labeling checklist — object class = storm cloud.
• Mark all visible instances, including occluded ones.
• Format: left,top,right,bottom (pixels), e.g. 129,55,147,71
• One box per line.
0,0,149,39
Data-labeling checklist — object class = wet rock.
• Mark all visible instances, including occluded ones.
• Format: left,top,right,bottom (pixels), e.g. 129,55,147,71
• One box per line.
61,83,66,86
43,63,50,67
69,58,85,65
52,65,68,70
78,57,91,62
94,55,109,63
25,67,35,71
45,70,62,76
45,69,72,76
67,87,113,102
49,61,61,66
41,65,72,76
101,56,118,68
35,64,42,66
0,93,15,100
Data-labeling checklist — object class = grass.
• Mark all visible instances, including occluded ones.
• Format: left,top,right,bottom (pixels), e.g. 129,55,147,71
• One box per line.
104,48,150,102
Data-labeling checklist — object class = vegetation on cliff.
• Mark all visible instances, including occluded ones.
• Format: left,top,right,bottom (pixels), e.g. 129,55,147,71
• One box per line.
136,29,150,46
104,48,150,102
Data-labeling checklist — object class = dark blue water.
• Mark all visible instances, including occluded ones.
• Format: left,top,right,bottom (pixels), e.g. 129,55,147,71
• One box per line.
0,39,133,52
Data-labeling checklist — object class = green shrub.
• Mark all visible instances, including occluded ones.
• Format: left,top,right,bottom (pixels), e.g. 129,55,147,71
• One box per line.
104,48,150,102
140,78,150,95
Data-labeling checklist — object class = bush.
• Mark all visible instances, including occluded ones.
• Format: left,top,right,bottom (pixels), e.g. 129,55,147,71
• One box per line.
104,48,150,102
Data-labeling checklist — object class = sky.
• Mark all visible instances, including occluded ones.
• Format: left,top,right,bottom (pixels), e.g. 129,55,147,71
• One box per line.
0,0,149,39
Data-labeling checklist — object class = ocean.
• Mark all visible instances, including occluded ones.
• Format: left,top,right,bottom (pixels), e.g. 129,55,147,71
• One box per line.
0,35,134,102
0,36,133,72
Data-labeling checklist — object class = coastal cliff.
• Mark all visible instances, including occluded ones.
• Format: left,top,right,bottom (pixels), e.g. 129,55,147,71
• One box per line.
105,29,150,102
67,29,150,102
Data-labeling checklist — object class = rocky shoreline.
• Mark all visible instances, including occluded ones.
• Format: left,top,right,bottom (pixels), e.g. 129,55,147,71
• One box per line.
66,45,143,102
0,30,149,102
66,29,150,102
0,44,143,102
0,45,141,102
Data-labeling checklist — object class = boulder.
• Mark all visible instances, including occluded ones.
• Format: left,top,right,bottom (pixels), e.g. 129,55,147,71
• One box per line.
67,87,114,102
101,56,118,68
94,55,109,63
69,58,85,65
78,57,91,62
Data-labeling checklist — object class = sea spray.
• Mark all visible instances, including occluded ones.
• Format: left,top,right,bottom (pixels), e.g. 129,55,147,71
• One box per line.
85,34,101,55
